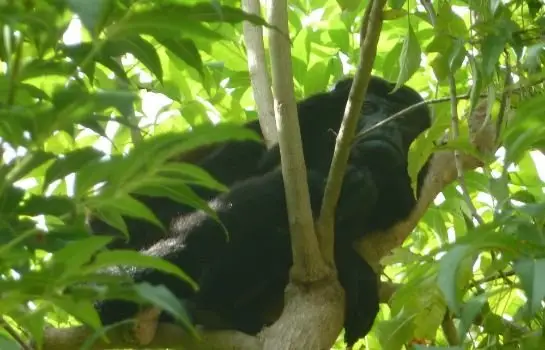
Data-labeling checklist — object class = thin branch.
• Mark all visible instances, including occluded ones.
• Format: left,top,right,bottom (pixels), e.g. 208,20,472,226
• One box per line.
242,0,277,146
495,49,513,144
356,94,471,139
468,270,516,290
449,77,484,225
2,320,31,350
317,0,387,266
421,0,484,226
268,0,325,281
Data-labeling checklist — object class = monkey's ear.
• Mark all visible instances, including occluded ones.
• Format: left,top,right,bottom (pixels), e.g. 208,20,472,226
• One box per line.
331,77,354,93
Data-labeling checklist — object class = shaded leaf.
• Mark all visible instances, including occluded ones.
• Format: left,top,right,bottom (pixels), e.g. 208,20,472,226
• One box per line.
135,283,195,333
44,147,105,190
89,250,197,289
159,37,204,77
395,23,421,89
52,236,113,278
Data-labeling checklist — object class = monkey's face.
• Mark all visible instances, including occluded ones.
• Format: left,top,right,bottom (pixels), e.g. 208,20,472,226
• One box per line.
351,81,431,168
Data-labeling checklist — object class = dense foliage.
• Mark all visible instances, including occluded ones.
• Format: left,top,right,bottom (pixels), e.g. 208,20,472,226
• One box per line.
1,0,545,349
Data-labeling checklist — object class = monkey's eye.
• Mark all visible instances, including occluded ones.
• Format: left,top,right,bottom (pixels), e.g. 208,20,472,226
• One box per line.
361,101,377,114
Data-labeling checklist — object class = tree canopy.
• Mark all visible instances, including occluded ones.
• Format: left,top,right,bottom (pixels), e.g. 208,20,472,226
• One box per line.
1,0,545,349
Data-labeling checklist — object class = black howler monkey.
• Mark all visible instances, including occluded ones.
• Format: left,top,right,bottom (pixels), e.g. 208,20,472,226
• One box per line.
92,76,431,346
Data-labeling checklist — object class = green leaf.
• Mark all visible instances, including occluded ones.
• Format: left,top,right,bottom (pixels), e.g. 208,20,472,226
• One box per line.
382,42,403,81
157,163,227,193
19,195,75,217
50,85,137,129
133,178,218,221
430,53,449,82
52,236,113,278
44,147,105,190
93,89,139,114
108,36,163,83
458,294,487,341
92,209,129,237
109,10,223,40
514,258,545,316
5,151,55,184
117,124,261,182
89,250,197,289
0,186,25,214
93,194,164,230
389,0,407,10
511,190,537,204
523,43,545,72
74,156,120,197
8,309,48,349
53,297,103,329
383,9,408,20
164,3,269,25
328,28,350,53
481,35,506,79
304,62,330,96
395,23,421,89
20,60,75,80
425,35,450,54
448,38,466,72
67,0,114,37
159,38,204,77
336,0,361,11
135,283,195,332
376,307,416,349
437,245,473,314
436,3,468,38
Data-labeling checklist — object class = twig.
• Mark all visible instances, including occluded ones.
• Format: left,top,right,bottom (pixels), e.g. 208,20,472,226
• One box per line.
421,0,484,226
357,93,474,139
495,49,513,144
468,270,516,289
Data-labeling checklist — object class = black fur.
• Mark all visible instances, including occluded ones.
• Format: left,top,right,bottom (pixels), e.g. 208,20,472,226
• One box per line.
93,76,431,345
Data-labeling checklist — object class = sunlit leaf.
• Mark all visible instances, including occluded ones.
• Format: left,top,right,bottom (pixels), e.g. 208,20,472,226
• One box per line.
395,23,421,89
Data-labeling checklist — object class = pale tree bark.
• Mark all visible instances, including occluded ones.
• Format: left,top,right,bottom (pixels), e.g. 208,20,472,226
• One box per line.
242,0,277,147
316,0,386,266
266,0,326,282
